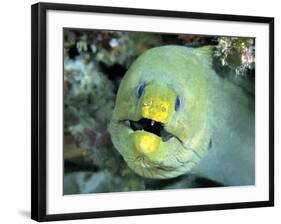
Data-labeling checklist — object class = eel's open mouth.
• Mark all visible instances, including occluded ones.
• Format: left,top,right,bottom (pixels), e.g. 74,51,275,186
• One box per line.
128,118,174,142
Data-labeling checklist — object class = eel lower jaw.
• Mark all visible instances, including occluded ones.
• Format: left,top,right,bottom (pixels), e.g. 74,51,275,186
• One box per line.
120,118,183,144
133,156,180,172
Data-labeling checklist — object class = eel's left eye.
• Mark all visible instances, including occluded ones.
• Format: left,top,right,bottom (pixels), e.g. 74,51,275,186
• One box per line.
136,82,145,98
175,96,181,111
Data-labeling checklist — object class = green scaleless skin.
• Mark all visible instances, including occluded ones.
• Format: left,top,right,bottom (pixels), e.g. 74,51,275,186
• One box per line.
110,45,255,186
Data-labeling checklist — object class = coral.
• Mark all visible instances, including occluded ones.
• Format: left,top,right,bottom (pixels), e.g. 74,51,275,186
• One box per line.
64,170,145,194
213,37,255,77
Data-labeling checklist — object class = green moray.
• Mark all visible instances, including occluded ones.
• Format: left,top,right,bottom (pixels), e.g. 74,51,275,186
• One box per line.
110,45,255,185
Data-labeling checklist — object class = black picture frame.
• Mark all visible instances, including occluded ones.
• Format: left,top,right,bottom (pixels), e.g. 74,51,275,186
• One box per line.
31,2,274,222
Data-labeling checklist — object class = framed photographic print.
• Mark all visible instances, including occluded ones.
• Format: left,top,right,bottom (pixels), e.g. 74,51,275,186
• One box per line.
31,2,274,222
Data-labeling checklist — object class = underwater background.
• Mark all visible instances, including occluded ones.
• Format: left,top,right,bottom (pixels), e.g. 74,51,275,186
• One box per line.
63,29,255,195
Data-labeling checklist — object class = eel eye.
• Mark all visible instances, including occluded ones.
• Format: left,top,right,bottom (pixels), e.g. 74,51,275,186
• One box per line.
136,82,145,98
175,96,181,111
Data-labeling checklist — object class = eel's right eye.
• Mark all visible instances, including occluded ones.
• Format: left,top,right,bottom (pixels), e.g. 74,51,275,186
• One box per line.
175,96,181,111
136,82,145,98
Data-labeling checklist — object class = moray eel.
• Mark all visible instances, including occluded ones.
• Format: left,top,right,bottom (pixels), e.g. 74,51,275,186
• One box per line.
109,45,255,184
